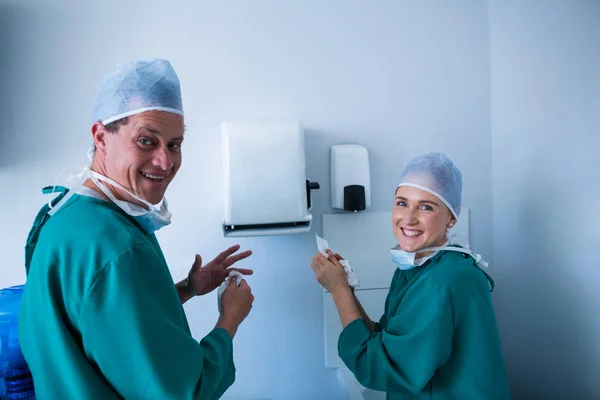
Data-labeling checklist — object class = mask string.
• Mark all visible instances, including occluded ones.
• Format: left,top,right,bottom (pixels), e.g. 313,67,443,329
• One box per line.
47,164,86,210
48,145,95,210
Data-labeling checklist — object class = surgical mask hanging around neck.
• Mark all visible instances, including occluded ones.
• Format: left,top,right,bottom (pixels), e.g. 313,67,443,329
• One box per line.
390,243,445,271
390,242,489,271
47,167,172,234
89,171,172,234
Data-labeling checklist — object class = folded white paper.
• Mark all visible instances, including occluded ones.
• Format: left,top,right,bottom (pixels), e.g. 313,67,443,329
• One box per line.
217,270,245,313
315,233,359,288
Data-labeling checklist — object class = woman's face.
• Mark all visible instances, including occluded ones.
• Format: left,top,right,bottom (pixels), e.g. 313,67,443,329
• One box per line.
392,185,456,254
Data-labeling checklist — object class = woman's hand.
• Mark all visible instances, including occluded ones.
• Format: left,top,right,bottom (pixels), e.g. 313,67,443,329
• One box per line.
310,249,349,294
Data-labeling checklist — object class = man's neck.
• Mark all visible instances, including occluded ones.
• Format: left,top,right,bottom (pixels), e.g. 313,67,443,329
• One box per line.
85,161,150,210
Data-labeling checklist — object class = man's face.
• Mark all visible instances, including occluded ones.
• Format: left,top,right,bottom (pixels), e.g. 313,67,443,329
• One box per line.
97,111,185,205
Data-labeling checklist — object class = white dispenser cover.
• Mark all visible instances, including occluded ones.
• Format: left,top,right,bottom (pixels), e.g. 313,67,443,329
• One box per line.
222,120,314,237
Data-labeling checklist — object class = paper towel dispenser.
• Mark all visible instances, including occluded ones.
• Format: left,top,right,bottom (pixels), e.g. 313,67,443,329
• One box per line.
221,120,320,237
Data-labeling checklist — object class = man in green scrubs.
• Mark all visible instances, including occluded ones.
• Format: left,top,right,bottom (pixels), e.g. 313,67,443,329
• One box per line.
19,59,254,399
310,153,511,399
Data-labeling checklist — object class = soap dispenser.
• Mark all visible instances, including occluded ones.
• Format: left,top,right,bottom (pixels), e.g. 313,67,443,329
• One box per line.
330,144,371,212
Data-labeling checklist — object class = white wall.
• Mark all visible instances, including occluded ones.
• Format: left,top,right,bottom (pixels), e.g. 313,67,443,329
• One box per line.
489,1,600,399
0,1,493,399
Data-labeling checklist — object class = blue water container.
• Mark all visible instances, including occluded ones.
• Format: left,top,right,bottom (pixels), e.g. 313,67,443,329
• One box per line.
0,285,35,400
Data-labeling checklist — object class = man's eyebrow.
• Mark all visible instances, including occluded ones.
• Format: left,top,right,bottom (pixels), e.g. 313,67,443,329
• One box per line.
138,126,161,135
138,126,185,140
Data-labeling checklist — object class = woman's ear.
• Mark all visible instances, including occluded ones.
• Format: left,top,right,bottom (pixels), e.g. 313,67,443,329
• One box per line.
447,216,457,229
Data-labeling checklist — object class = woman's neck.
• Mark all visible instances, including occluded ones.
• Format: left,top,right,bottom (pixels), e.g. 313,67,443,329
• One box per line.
415,235,448,259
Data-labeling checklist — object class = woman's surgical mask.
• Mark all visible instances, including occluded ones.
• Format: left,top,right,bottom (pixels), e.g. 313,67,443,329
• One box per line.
48,167,172,234
390,243,489,271
390,246,438,270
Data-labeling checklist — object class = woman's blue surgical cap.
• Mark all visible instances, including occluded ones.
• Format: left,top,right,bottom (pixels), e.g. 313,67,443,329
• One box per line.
397,152,463,219
93,58,184,125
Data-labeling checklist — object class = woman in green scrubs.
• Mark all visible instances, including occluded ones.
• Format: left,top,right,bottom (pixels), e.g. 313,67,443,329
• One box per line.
310,152,511,399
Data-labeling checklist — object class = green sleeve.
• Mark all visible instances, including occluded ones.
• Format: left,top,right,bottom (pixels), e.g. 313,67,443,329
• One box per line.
338,278,453,395
372,300,388,333
372,269,400,333
79,245,235,400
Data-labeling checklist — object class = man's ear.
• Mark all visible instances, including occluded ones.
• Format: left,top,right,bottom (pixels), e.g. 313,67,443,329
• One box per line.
91,122,108,155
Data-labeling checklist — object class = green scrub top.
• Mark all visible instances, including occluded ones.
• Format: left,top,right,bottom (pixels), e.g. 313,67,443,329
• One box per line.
338,249,511,400
19,191,235,399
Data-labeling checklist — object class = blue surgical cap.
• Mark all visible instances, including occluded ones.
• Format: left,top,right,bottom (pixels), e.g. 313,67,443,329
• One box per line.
397,152,463,219
93,59,184,125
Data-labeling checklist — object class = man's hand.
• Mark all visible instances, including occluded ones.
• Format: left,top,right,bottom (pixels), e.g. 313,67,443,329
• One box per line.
216,277,255,338
186,244,253,297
